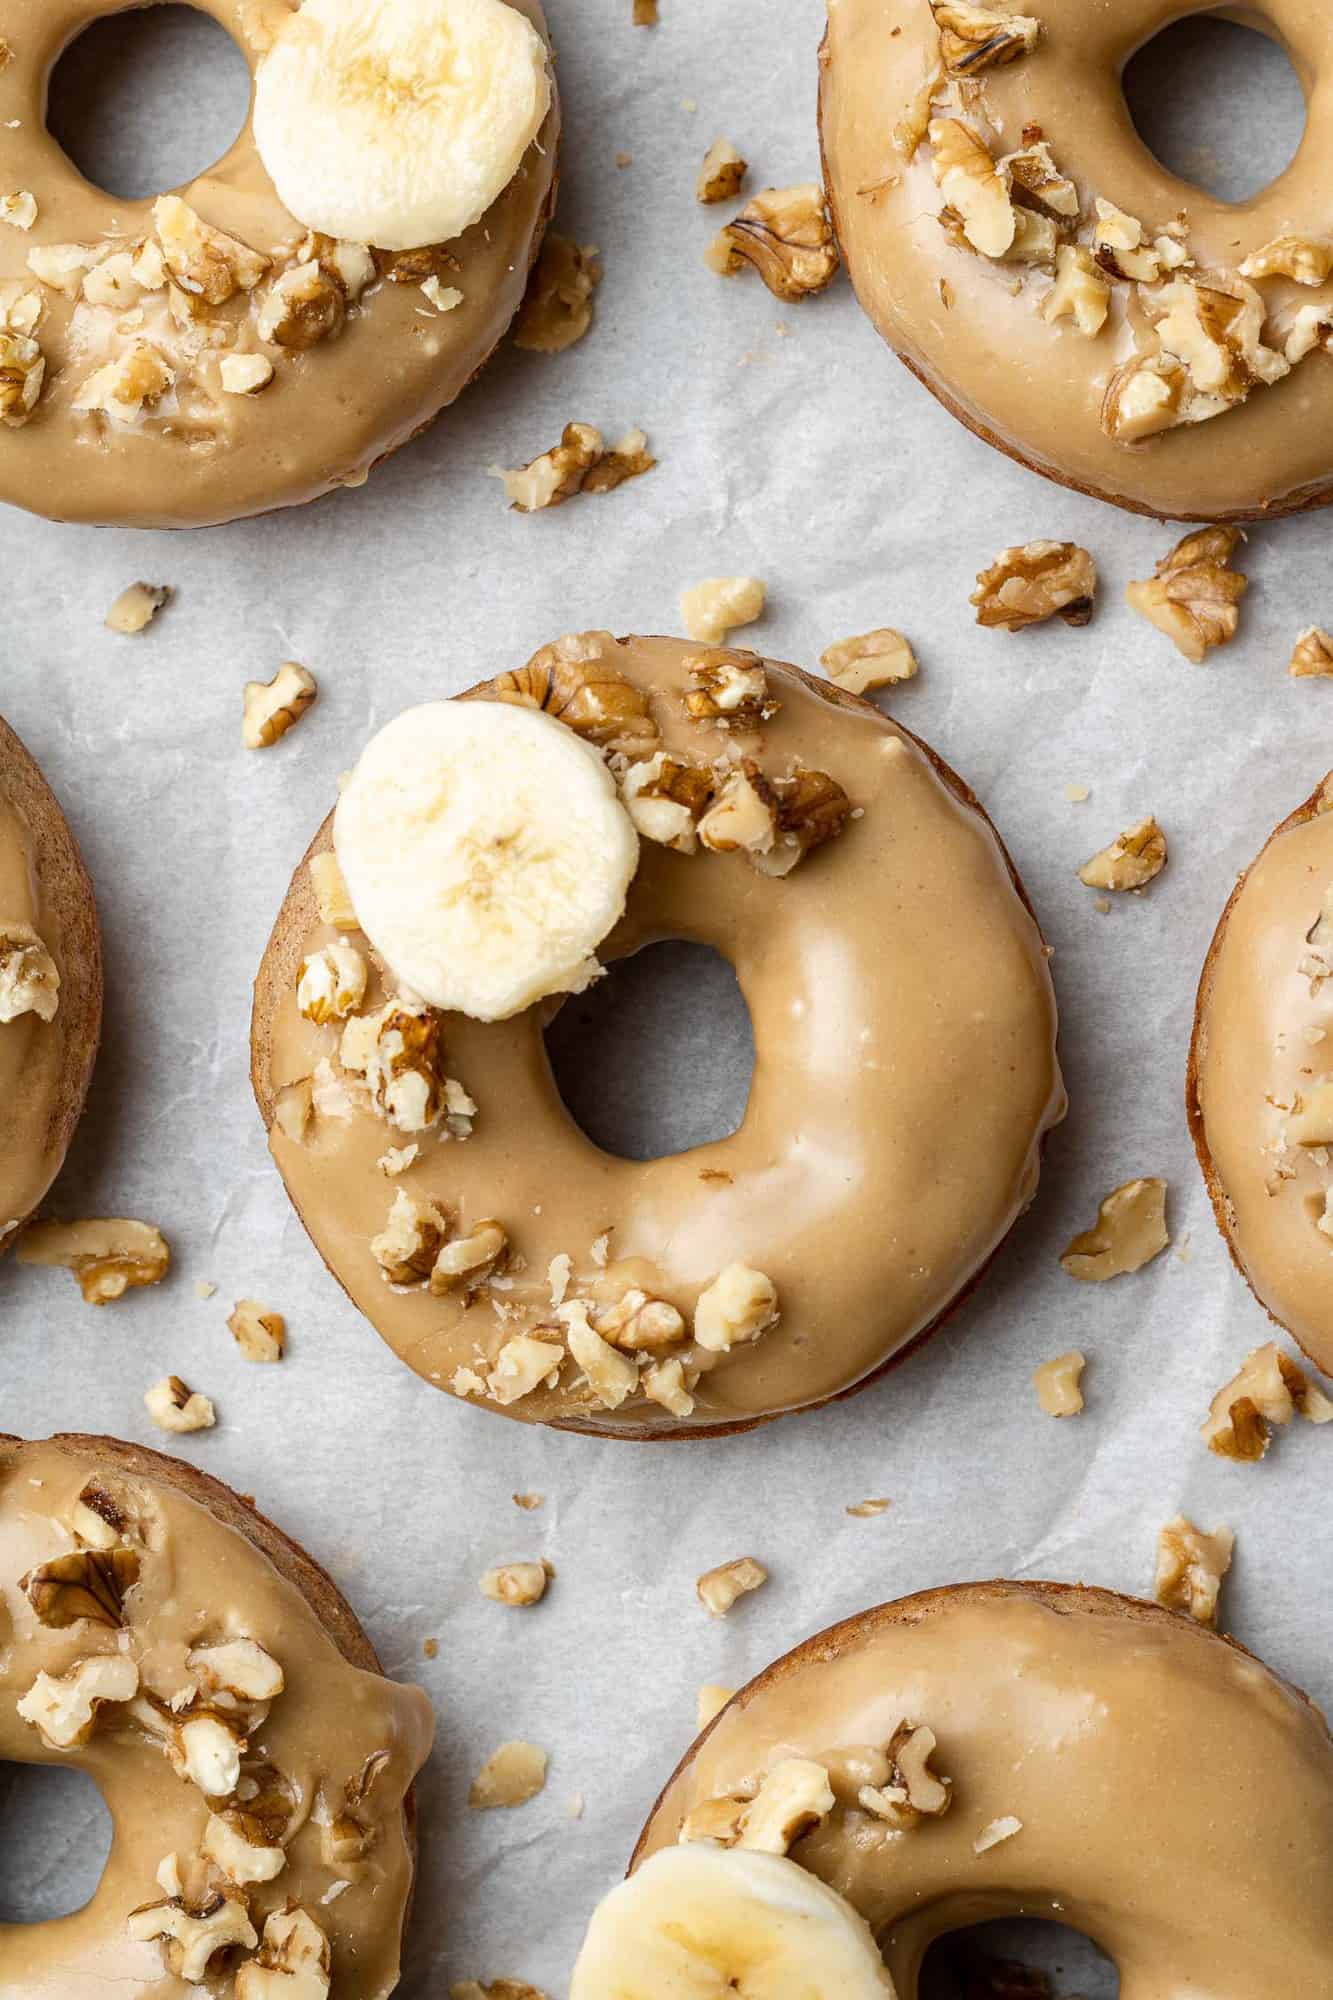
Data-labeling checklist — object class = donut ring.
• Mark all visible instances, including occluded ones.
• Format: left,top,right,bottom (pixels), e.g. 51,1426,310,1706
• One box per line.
1188,774,1333,1377
0,0,557,526
0,1432,434,1995
0,717,100,1252
250,632,1064,1438
819,0,1333,521
623,1580,1333,1991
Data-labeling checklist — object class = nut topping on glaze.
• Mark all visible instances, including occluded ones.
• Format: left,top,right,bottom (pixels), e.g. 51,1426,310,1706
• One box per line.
971,541,1097,630
348,1001,453,1133
685,652,778,728
72,342,174,427
297,939,367,1023
1201,1342,1333,1461
1092,200,1161,284
1059,1178,1169,1280
17,1652,140,1749
71,1478,138,1550
738,1758,836,1853
371,1189,450,1285
594,1288,687,1352
929,119,1015,259
127,1879,259,1983
1154,1515,1234,1627
694,1265,778,1350
308,851,359,930
234,1905,331,1999
883,1721,953,1822
1041,244,1110,337
0,330,44,424
21,1549,140,1628
17,1216,170,1304
560,1299,640,1410
243,662,319,749
697,1556,769,1618
756,770,854,877
621,753,716,851
698,763,779,858
487,1333,565,1406
930,1,1041,76
0,923,59,1020
1076,816,1166,892
1239,235,1333,286
485,632,660,756
1001,137,1078,220
153,195,269,305
1125,526,1247,663
430,1219,510,1298
708,185,839,301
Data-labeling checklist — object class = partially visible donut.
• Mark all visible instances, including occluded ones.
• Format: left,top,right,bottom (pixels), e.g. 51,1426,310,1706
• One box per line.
0,1432,434,1997
820,0,1333,520
0,717,100,1252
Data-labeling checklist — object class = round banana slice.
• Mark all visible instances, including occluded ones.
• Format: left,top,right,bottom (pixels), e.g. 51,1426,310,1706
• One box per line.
253,0,552,251
570,1846,897,1999
333,699,639,1021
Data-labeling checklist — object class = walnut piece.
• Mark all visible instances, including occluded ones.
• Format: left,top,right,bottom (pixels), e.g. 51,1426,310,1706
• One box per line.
642,1355,697,1418
72,342,173,425
846,1497,892,1518
1290,628,1333,679
200,1809,286,1886
188,1637,284,1705
128,1885,258,1984
479,1561,549,1607
144,1375,216,1434
1032,1350,1085,1416
227,1299,287,1363
1125,526,1247,663
0,329,44,425
820,628,919,693
22,1549,139,1628
219,351,274,395
710,184,839,301
685,650,776,726
1103,278,1286,443
486,1332,564,1406
1002,137,1078,220
1239,235,1333,286
17,1216,170,1304
0,924,59,1021
697,137,747,205
930,119,1014,259
469,1740,547,1809
697,1555,768,1617
756,770,853,878
349,1000,453,1133
1202,1341,1333,1460
0,189,36,230
297,938,367,1023
153,194,267,303
371,1190,449,1285
234,1907,331,2000
878,1722,952,1824
621,752,715,852
513,234,601,354
1092,199,1161,283
594,1287,687,1352
257,259,344,347
243,661,318,749
308,850,359,930
1059,1178,1169,1281
739,1758,835,1853
274,1078,315,1144
561,1299,640,1409
694,1262,779,1350
930,1,1041,75
1154,1514,1234,1627
431,1218,509,1297
971,541,1097,631
581,427,657,495
493,422,655,511
681,578,767,650
1076,815,1166,892
485,631,659,756
105,582,171,635
71,1478,137,1549
17,1652,139,1748
1041,244,1110,338
974,1815,1023,1854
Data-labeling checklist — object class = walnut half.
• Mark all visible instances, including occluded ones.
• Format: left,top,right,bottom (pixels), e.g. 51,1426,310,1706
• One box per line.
971,541,1097,631
709,185,839,301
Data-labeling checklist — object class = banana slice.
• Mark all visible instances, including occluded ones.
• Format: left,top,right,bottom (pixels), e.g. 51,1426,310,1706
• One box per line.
253,0,551,252
569,1845,897,1999
333,700,639,1022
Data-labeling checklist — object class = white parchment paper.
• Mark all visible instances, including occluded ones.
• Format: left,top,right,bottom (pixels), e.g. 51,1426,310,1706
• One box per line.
1,7,1328,1994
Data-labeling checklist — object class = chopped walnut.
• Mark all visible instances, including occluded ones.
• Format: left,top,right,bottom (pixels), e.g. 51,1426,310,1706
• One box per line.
17,1653,139,1748
22,1549,140,1628
1001,137,1078,219
420,275,462,313
872,1722,953,1825
754,770,853,877
0,924,59,1021
642,1355,697,1418
495,421,604,511
1290,628,1333,679
153,195,267,303
144,1375,216,1434
685,650,776,726
0,329,45,425
0,189,36,230
1284,302,1333,365
680,1793,749,1845
128,1884,258,1984
469,1740,547,1809
621,752,715,851
893,56,945,159
1092,199,1161,283
710,184,839,301
930,0,1040,74
974,1815,1023,1854
219,351,274,395
581,426,657,495
1202,1342,1333,1460
697,1555,768,1617
680,577,768,650
1125,526,1247,663
1239,235,1333,286
485,631,659,756
487,1332,564,1406
739,1758,835,1853
479,1560,549,1607
696,1683,735,1729
561,1299,640,1409
349,1000,451,1132
1154,1514,1234,1627
431,1218,509,1297
697,137,747,205
227,1299,286,1364
105,581,171,635
694,1263,779,1351
308,851,359,931
258,259,344,347
234,1906,331,2000
17,1216,170,1304
371,1189,449,1285
820,628,919,694
243,661,318,749
274,1077,315,1144
297,939,367,1023
1077,815,1166,892
1059,1178,1169,1281
594,1287,687,1352
178,1711,248,1794
188,1637,284,1705
971,541,1097,631
513,234,601,353
71,1478,137,1550
1041,243,1109,337
1104,277,1286,442
930,118,1014,259
1032,1350,1085,1416
72,341,173,425
1287,1081,1333,1145
697,763,778,858
200,1809,287,1887
846,1496,893,1519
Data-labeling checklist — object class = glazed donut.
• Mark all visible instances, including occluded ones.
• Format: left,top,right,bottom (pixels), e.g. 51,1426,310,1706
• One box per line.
571,1580,1333,1995
820,0,1333,520
0,1432,434,1997
0,717,100,1252
250,631,1064,1437
0,0,557,526
1188,774,1333,1376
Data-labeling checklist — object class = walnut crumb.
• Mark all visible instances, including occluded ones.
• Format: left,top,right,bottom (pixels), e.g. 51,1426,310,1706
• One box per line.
821,628,918,693
227,1299,286,1364
17,1217,170,1304
219,352,274,395
243,662,318,749
846,1497,892,1517
423,1637,439,1659
513,234,601,354
105,582,171,634
1059,1178,1169,1281
1202,1341,1333,1460
493,423,654,511
1032,1351,1085,1416
479,1560,550,1608
633,0,657,21
144,1375,215,1434
974,1815,1023,1854
709,184,839,301
971,542,1097,631
1154,1514,1233,1626
1125,526,1247,663
697,138,747,205
1290,628,1333,679
697,1555,768,1618
469,1740,547,1809
513,1491,545,1510
680,577,767,647
1077,816,1166,893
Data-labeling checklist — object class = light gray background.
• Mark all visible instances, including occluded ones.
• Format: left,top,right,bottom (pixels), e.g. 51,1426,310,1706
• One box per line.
1,6,1326,1995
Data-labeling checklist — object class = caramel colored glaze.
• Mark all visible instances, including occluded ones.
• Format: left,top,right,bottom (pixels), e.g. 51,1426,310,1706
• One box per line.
0,0,556,527
251,636,1064,1437
820,0,1333,521
0,718,100,1243
1189,779,1333,1378
0,1434,434,1999
636,1581,1333,1997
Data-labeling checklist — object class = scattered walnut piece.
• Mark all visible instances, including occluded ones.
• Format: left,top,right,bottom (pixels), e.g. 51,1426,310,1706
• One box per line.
485,630,659,756
1042,243,1110,338
0,329,44,425
273,1077,315,1145
1077,815,1166,893
1125,526,1247,663
1289,627,1333,679
469,1740,548,1809
930,118,1014,259
1060,1178,1168,1281
594,1287,687,1352
754,769,853,878
561,1299,640,1409
621,752,714,852
632,0,657,23
219,351,274,395
685,649,776,726
865,1722,953,1826
974,1815,1023,1854
371,1189,449,1286
697,1555,768,1618
1239,234,1333,286
297,938,367,1024
846,1497,892,1517
513,1491,545,1510
694,1263,779,1351
493,422,655,511
820,628,918,693
105,582,171,635
710,184,839,301
681,577,767,647
0,189,36,230
698,138,747,205
513,234,601,353
0,925,59,1021
971,541,1097,631
234,1907,331,2000
1202,1342,1333,1460
487,1332,565,1407
479,1561,549,1608
227,1299,286,1364
17,1652,139,1749
1154,1514,1233,1627
129,1878,258,1985
72,341,173,425
21,1548,140,1629
930,0,1040,74
1032,1350,1085,1416
739,1758,835,1853
308,851,358,931
243,661,318,749
642,1354,697,1418
696,1683,735,1730
144,1375,216,1434
18,1216,170,1304
581,427,657,495
1092,199,1160,283
431,1218,509,1298
1001,137,1078,219
346,1000,454,1133
153,194,267,304
257,258,343,348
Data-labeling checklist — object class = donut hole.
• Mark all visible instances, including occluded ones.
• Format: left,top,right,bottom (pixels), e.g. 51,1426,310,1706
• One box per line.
47,5,251,201
919,1918,1119,1996
1122,14,1306,203
0,1763,113,1921
543,940,754,1161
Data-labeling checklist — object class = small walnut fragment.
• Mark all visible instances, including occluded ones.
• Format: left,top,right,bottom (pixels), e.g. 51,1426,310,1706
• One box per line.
1032,1350,1085,1416
756,771,853,878
227,1298,286,1363
681,577,767,647
930,0,1041,75
697,1682,735,1729
864,1722,953,1827
0,925,59,1021
21,1548,140,1628
1239,235,1333,286
971,541,1097,631
479,1560,549,1608
1077,815,1166,893
820,628,918,694
72,341,173,425
685,650,776,726
1154,1514,1234,1627
219,352,274,395
1060,1178,1168,1281
469,1740,548,1809
371,1190,449,1286
632,0,657,20
621,752,714,851
0,329,44,426
17,1652,139,1749
697,1555,768,1618
694,1263,779,1350
431,1219,509,1297
513,234,601,354
1202,1341,1333,1460
580,427,657,495
308,851,359,930
846,1497,892,1517
974,1815,1023,1854
486,1332,565,1407
0,190,37,230
709,184,839,301
697,137,747,205
144,1375,216,1434
297,938,367,1024
233,1906,331,2000
257,258,344,348
17,1217,170,1304
561,1299,640,1410
1125,526,1247,663
153,194,267,304
1042,244,1110,338
493,422,655,511
243,661,318,749
739,1758,835,1853
930,118,1014,259
1290,628,1333,679
105,582,171,635
129,1882,258,1985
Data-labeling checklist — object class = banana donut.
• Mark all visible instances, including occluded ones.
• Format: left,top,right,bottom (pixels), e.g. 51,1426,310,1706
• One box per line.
572,1580,1333,1996
0,0,557,526
0,1432,434,1998
250,631,1064,1437
1188,774,1333,1377
820,0,1333,520
1,717,100,1253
